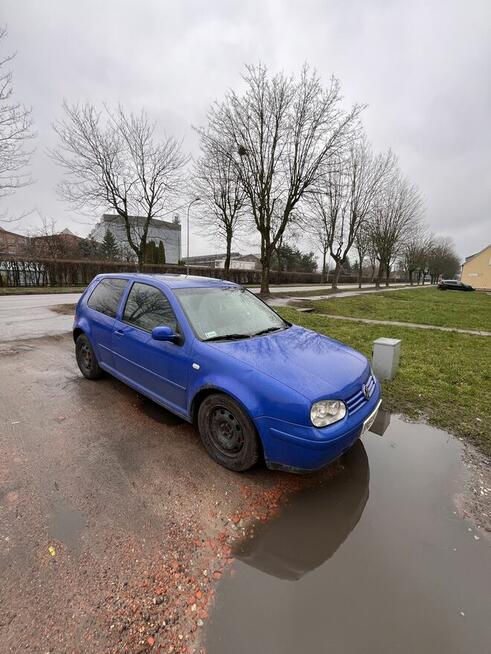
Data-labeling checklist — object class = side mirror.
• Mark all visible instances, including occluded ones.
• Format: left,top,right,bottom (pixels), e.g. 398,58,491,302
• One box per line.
151,325,177,342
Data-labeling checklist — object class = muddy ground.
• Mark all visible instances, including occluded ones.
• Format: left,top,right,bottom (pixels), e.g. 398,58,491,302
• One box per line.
0,335,334,653
0,335,489,653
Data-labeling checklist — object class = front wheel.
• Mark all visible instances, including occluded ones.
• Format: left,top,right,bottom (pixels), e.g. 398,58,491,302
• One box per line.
75,334,103,380
197,393,260,472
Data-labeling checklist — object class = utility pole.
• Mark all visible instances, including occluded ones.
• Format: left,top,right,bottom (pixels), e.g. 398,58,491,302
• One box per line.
186,197,200,275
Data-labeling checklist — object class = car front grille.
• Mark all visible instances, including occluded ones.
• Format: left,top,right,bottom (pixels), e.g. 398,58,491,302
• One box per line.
346,374,376,415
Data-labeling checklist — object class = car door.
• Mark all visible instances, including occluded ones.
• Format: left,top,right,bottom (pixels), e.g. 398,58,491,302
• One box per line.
85,277,128,368
111,281,190,415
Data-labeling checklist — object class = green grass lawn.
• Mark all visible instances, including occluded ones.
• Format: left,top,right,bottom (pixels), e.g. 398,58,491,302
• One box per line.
279,308,491,456
310,287,491,331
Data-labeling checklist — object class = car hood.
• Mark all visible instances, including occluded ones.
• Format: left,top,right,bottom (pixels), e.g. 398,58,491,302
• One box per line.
209,325,369,401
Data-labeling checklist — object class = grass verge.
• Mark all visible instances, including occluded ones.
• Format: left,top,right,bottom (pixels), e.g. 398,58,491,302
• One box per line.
311,287,491,331
279,307,491,456
0,286,86,295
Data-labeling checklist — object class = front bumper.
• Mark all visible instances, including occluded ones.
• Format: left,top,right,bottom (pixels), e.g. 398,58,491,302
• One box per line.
256,383,382,473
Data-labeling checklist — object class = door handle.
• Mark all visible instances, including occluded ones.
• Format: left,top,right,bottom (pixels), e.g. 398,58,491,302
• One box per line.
115,329,125,336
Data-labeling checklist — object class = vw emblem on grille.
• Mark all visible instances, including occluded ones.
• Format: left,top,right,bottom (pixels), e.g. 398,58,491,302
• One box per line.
362,383,372,400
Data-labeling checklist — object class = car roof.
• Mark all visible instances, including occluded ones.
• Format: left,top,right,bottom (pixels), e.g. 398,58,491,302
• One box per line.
94,272,239,290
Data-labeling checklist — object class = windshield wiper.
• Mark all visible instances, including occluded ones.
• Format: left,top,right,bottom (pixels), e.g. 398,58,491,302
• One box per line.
203,333,251,342
251,325,287,337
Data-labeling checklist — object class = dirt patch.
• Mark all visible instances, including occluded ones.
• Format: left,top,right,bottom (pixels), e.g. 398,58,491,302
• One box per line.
50,302,77,315
457,445,491,538
0,334,326,653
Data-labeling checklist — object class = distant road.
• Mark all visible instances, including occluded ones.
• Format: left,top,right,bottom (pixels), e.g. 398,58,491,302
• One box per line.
0,293,81,342
0,283,414,342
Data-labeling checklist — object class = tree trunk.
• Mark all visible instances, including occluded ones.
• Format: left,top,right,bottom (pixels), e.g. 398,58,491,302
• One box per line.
357,256,363,289
260,259,270,295
331,260,342,290
385,264,390,287
321,249,328,284
224,232,232,272
409,270,413,285
375,263,383,288
260,239,271,296
137,250,145,272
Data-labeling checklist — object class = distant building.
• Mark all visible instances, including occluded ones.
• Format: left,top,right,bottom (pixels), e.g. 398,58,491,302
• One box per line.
182,252,261,271
0,226,28,256
90,214,181,263
30,228,85,258
215,254,262,271
461,243,491,290
181,252,240,267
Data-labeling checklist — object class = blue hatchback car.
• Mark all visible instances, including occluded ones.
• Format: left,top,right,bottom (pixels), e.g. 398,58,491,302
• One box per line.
73,274,381,473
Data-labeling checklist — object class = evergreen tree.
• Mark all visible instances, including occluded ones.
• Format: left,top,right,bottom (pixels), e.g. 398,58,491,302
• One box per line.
144,240,157,264
101,229,120,260
78,238,101,259
158,240,166,264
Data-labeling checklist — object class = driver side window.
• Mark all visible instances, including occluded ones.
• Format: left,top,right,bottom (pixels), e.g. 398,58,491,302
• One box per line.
123,282,177,333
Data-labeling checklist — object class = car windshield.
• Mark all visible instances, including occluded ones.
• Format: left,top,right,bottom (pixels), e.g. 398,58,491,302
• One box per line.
175,286,288,341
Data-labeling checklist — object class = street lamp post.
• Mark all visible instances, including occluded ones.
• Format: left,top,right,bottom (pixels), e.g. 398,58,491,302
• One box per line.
186,197,200,276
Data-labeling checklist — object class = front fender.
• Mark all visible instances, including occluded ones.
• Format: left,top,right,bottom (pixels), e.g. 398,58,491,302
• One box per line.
187,343,309,425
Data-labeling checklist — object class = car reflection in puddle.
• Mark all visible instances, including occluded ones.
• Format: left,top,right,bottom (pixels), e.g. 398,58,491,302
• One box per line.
238,439,370,581
206,411,491,654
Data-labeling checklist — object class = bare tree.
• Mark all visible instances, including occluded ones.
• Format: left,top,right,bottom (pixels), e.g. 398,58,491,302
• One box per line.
0,28,34,220
369,164,424,287
427,237,460,283
50,103,188,270
309,140,394,289
310,207,331,283
402,230,433,285
353,226,374,289
192,135,246,270
198,64,362,294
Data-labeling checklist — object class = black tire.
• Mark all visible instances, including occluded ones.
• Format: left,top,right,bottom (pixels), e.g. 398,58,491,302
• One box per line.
197,393,260,472
75,334,103,380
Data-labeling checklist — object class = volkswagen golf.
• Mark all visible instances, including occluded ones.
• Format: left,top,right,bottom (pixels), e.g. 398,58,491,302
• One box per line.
73,274,381,472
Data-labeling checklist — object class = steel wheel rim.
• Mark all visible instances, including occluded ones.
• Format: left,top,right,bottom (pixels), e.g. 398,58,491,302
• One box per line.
79,343,92,371
209,406,245,456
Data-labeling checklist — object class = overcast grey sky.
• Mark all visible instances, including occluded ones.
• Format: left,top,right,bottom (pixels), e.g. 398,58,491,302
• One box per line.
2,0,490,259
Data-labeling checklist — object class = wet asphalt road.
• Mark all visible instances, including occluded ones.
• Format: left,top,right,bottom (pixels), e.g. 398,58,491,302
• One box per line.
0,293,80,341
0,334,285,652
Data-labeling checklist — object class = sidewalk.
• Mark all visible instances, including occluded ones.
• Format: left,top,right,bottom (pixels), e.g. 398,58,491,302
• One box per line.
306,313,491,337
267,284,428,306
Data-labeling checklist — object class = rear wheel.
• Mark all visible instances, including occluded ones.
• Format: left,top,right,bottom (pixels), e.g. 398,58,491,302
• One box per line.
75,334,103,380
197,393,260,472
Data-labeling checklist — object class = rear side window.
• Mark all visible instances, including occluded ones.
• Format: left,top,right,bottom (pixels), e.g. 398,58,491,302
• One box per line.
87,278,128,317
123,282,177,332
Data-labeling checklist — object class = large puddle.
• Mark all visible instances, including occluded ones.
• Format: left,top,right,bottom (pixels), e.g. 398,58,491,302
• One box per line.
206,414,490,653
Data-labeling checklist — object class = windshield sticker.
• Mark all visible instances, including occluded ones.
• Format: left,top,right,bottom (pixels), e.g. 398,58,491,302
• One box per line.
205,330,217,338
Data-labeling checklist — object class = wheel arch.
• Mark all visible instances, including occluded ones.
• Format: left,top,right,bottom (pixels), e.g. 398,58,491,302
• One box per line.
73,327,85,343
190,384,252,424
190,384,266,462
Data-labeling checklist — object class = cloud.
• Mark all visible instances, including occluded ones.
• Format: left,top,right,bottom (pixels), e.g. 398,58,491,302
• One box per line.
2,0,490,258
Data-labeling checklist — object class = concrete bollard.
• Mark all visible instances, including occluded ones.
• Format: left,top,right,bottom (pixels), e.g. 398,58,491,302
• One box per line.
372,337,401,380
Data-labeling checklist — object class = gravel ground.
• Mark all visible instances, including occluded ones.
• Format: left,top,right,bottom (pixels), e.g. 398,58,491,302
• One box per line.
0,335,333,653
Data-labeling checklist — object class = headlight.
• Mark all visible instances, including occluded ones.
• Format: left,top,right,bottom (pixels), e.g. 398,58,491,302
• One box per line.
310,400,346,427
